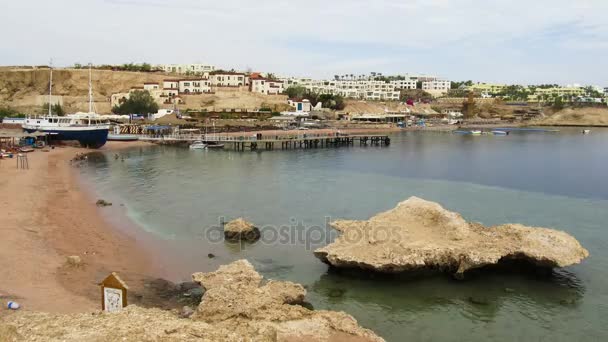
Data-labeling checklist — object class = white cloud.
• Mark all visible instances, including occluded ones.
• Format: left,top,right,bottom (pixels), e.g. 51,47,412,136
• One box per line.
0,0,606,84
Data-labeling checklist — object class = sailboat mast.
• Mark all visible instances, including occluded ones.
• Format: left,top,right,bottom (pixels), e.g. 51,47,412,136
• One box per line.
88,63,93,113
48,61,53,116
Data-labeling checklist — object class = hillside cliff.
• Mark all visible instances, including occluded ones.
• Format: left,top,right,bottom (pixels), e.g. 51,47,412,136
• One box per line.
0,69,287,114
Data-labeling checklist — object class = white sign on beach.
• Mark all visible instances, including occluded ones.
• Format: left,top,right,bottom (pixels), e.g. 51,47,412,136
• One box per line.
103,287,123,313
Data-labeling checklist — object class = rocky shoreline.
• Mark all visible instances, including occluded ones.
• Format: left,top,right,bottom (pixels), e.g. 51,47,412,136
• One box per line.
1,260,384,342
315,197,589,279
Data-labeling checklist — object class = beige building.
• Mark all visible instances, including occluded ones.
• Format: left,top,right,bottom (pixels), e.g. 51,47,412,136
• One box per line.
210,72,249,87
535,87,585,97
422,79,450,95
468,83,508,94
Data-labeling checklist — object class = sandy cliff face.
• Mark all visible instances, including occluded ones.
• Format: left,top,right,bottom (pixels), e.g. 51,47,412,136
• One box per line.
0,260,383,342
538,107,608,126
315,197,589,278
0,69,170,113
0,69,288,114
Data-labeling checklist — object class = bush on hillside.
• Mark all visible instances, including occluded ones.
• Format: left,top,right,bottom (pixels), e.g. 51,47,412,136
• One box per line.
0,107,27,121
41,103,65,116
112,90,159,115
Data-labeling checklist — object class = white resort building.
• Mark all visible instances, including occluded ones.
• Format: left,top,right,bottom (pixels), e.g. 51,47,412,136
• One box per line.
155,63,216,76
250,77,284,95
178,79,212,94
280,73,450,100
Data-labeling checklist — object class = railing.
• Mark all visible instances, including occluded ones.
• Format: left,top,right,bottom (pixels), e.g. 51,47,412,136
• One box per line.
138,132,366,142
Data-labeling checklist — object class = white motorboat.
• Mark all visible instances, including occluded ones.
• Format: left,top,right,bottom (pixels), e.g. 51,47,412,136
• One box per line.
582,129,591,134
470,130,482,135
189,141,207,149
492,130,509,136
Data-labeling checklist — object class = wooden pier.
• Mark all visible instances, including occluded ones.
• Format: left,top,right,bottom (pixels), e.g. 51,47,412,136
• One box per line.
139,133,390,151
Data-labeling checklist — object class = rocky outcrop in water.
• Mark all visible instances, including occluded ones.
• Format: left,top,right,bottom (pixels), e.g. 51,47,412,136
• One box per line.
314,197,589,278
0,260,383,341
223,218,261,242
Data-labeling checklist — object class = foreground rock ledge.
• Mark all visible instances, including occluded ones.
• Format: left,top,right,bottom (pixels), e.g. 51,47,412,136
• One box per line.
314,197,589,278
0,260,383,342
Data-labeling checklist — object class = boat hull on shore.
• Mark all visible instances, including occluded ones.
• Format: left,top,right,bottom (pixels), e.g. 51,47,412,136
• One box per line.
23,126,109,148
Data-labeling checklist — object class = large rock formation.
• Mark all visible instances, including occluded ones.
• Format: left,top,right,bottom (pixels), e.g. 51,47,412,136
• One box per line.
315,197,589,278
189,260,382,340
0,260,383,341
223,218,261,242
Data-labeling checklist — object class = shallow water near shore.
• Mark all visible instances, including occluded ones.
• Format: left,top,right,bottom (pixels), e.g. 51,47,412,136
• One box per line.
80,128,608,341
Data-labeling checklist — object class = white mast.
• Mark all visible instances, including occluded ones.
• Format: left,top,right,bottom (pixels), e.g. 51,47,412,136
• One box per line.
48,59,53,116
88,63,93,113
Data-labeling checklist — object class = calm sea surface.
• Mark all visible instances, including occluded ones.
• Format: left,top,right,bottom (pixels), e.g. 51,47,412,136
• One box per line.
80,129,608,341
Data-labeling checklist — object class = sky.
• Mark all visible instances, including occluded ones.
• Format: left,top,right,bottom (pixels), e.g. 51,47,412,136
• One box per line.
0,0,606,85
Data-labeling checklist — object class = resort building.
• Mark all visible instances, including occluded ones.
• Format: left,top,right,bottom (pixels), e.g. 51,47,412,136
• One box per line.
534,87,585,98
284,78,402,101
390,79,417,90
468,83,508,95
143,83,160,91
250,77,284,95
155,63,215,76
422,79,451,95
162,80,179,90
280,73,449,100
178,79,212,94
210,72,249,87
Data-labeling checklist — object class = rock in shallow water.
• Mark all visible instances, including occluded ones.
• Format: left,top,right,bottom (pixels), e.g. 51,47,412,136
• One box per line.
223,218,261,242
314,197,589,278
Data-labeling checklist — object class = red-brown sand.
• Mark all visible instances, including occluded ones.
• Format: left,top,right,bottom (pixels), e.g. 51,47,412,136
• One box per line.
0,141,157,313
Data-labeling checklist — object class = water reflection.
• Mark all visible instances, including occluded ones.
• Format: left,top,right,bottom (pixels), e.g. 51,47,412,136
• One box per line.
311,265,585,324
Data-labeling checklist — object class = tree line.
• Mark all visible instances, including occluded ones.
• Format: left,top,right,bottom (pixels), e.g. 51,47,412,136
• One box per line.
284,86,346,110
74,62,156,72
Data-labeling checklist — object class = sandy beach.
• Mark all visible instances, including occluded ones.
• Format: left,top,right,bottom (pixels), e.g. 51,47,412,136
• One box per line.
0,141,157,313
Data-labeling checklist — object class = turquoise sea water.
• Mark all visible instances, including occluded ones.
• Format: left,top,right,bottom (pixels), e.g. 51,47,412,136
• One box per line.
80,129,608,341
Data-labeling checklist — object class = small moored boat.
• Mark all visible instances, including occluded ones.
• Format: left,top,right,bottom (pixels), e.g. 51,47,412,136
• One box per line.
492,130,509,136
206,143,225,149
582,129,591,134
189,141,207,150
470,130,482,135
